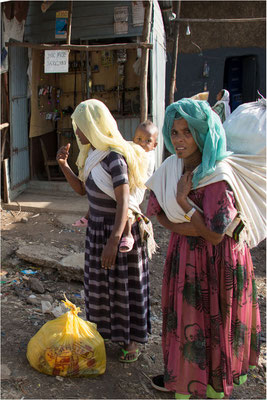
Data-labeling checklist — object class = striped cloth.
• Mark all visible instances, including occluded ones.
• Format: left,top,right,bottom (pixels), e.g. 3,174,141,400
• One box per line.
84,152,151,344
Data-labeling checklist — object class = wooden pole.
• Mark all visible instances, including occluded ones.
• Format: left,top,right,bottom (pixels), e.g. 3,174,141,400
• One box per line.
66,1,73,45
140,0,152,122
86,40,91,99
6,41,153,51
169,1,181,105
3,159,10,203
0,124,9,162
80,46,85,101
1,73,10,162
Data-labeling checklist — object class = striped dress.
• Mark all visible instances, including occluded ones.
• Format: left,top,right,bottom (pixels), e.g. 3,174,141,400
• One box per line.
84,151,151,345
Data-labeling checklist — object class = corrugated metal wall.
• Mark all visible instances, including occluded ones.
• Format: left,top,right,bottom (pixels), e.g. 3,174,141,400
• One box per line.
9,46,30,199
24,1,143,43
116,117,140,141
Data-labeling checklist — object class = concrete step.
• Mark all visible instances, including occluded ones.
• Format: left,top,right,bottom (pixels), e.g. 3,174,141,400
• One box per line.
27,180,76,195
2,180,88,214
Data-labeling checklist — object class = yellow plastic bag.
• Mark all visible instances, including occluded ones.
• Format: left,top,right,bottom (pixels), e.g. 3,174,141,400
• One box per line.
26,296,106,377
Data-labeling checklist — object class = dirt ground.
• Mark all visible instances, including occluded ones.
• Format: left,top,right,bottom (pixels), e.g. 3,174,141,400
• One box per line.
1,208,266,400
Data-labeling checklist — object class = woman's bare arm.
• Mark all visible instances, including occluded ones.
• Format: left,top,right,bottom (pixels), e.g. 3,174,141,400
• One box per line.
156,210,199,236
56,143,86,196
101,183,129,269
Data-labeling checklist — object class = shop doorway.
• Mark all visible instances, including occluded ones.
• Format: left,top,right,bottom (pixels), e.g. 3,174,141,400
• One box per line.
223,55,258,111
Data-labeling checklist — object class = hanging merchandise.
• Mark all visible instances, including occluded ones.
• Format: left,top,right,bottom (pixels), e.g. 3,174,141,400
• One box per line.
92,64,99,73
56,88,61,105
101,50,114,67
186,24,191,35
26,296,106,377
202,61,210,78
117,49,127,64
55,10,68,39
133,58,141,76
118,64,125,89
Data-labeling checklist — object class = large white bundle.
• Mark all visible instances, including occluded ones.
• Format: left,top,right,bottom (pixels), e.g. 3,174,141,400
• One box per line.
223,95,266,155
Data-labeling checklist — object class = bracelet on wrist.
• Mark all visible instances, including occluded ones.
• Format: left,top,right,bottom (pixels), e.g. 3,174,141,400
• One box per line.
184,207,196,222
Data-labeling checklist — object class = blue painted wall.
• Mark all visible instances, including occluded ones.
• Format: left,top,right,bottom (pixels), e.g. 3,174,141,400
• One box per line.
166,47,266,108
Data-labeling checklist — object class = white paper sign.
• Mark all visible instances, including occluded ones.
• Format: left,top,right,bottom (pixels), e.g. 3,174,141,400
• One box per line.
114,6,128,22
44,50,69,73
114,22,129,34
132,1,144,26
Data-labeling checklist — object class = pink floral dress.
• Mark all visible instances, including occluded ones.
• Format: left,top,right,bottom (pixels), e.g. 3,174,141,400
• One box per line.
147,180,261,398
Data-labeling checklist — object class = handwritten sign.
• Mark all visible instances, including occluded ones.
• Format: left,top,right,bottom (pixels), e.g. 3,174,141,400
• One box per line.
44,50,69,73
114,6,128,22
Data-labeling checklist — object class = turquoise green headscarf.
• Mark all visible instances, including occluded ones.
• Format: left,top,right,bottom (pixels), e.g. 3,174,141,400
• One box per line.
162,98,232,188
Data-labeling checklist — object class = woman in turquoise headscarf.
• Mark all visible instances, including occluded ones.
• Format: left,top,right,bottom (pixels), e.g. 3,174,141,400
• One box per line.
146,98,261,399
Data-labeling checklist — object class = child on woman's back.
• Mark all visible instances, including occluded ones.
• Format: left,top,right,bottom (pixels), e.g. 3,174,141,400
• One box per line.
73,120,158,252
119,120,158,252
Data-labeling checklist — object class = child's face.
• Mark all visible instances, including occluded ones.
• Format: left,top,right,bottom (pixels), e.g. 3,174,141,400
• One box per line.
133,128,158,152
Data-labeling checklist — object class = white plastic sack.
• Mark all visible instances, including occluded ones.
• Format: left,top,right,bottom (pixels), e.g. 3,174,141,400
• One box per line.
223,95,266,156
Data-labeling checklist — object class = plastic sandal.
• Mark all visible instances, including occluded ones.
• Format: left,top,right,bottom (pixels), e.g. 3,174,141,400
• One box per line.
119,237,134,253
72,217,88,227
119,348,141,363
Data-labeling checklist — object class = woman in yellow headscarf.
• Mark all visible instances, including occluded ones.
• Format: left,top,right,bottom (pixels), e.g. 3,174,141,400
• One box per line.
56,99,151,362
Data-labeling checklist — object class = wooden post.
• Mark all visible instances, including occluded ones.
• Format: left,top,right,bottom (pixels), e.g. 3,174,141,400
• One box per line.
6,41,153,51
86,40,91,99
66,1,73,45
140,0,152,122
3,159,10,203
0,124,9,162
80,48,85,101
169,1,181,105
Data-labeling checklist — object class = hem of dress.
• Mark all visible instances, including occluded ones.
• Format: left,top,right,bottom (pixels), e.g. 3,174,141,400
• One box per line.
174,372,250,399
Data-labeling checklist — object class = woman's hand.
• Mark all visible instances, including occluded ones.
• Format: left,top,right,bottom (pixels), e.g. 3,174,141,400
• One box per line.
101,237,120,270
56,143,70,167
101,184,129,270
55,143,86,195
176,171,193,205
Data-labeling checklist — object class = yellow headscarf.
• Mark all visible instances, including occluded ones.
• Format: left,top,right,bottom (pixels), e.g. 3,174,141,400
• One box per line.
72,99,148,192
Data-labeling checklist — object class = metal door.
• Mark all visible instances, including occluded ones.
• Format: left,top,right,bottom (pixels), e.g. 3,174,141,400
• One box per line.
9,45,30,201
242,55,257,103
224,57,243,111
